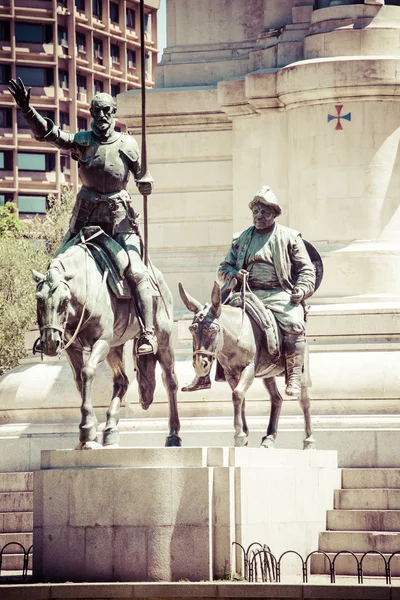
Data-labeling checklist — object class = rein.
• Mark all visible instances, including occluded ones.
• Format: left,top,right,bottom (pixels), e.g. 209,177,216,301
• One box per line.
37,244,105,358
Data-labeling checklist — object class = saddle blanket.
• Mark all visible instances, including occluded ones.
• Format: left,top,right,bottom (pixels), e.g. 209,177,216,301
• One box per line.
66,226,159,300
229,291,281,359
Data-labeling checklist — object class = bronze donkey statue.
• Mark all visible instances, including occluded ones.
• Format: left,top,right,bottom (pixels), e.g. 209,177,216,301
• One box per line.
179,280,315,449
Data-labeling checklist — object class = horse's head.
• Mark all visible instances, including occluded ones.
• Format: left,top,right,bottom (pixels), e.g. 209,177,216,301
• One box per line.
179,281,223,377
32,264,75,356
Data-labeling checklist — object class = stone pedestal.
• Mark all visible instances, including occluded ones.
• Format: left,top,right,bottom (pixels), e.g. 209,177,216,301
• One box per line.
33,447,339,582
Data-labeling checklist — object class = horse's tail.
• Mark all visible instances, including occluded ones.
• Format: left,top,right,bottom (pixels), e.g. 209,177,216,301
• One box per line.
136,353,157,410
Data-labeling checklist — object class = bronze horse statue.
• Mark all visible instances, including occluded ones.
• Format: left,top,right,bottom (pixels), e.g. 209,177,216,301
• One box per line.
32,242,181,448
179,281,315,449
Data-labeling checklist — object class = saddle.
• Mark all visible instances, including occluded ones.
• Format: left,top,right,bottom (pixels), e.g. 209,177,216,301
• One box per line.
229,291,281,360
63,226,158,300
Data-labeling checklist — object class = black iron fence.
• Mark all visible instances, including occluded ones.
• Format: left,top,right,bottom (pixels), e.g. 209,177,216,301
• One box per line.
232,542,400,584
0,543,32,579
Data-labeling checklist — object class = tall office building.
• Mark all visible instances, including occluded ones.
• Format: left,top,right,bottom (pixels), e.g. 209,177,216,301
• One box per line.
0,0,159,216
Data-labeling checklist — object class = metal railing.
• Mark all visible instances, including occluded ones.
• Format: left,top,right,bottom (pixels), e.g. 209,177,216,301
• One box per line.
232,543,400,584
0,543,32,579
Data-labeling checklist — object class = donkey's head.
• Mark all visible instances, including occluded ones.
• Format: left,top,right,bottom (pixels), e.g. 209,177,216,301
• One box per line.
32,264,74,356
179,281,223,377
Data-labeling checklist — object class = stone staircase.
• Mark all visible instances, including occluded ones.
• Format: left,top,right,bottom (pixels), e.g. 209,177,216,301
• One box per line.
0,472,33,574
312,468,400,577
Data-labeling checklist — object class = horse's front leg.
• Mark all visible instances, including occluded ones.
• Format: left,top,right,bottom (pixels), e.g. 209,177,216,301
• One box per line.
103,345,129,447
157,332,181,447
79,339,110,447
260,377,283,448
299,385,316,450
226,363,255,447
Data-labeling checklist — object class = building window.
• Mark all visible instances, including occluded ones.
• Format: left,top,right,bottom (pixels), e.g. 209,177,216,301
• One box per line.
111,83,120,98
18,152,55,172
0,108,12,128
144,14,149,32
59,69,69,89
0,151,12,170
127,49,136,69
18,195,47,214
17,109,54,130
93,38,103,63
110,43,120,65
15,23,52,44
76,32,86,53
126,8,135,29
0,21,10,42
57,0,67,6
110,2,119,23
94,79,104,94
77,74,86,92
0,194,13,206
92,0,102,19
16,66,53,87
0,64,11,84
77,116,87,130
57,26,68,48
75,0,85,10
60,111,70,128
60,154,70,173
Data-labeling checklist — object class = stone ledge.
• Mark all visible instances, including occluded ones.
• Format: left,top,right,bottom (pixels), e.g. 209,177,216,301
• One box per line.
0,581,396,600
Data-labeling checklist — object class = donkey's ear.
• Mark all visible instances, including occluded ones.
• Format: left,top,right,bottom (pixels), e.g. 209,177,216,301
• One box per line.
210,281,222,318
178,282,202,313
32,269,44,283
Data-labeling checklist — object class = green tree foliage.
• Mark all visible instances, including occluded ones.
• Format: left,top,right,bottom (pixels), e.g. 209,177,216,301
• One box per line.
27,184,75,255
0,201,27,238
0,204,48,374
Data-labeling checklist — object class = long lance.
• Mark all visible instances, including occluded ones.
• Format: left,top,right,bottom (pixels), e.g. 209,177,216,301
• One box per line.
139,0,152,267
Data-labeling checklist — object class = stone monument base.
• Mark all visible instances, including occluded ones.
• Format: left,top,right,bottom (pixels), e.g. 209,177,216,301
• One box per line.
33,447,340,582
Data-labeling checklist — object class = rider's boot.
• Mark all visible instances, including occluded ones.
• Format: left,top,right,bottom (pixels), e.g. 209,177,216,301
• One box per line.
181,374,211,392
283,334,306,396
130,278,158,356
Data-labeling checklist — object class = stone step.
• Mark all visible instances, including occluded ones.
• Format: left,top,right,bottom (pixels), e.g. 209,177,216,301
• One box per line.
0,472,32,493
0,492,33,513
334,488,400,510
0,532,32,552
0,553,32,573
311,552,400,577
319,530,400,554
327,509,400,532
0,512,33,533
342,469,400,490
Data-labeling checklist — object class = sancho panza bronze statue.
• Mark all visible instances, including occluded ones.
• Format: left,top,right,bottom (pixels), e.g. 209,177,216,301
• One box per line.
183,185,317,396
9,77,156,355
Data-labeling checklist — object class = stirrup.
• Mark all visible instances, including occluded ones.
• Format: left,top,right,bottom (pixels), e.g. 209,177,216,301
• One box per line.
135,331,157,356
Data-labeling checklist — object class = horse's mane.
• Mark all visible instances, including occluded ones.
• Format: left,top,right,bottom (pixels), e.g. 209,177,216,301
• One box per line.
49,243,85,273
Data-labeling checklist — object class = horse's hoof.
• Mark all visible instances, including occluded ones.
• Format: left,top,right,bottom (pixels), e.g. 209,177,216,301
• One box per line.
103,428,120,447
75,440,103,450
234,436,248,448
79,421,99,443
260,435,275,449
303,436,316,450
165,435,182,447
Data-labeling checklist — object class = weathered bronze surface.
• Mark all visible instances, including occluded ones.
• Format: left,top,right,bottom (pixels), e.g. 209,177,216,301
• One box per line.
10,78,181,447
180,186,320,449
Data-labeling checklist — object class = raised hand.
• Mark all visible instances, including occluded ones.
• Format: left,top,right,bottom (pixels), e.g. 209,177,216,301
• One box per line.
8,78,31,112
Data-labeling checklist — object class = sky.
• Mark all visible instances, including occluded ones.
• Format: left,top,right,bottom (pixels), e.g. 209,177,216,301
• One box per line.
157,0,167,61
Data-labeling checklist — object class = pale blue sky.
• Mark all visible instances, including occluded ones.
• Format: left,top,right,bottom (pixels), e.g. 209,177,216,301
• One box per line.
157,0,167,60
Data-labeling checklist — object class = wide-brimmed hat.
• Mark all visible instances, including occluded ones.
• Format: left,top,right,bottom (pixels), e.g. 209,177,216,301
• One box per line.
248,186,282,216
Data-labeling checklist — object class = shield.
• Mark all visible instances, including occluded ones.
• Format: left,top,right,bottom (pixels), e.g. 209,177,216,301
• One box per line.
303,239,323,292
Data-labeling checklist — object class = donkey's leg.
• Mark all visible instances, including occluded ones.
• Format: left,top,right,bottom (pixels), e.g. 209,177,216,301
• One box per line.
226,363,255,447
103,345,129,447
260,377,283,449
157,333,181,447
79,339,110,445
299,385,316,450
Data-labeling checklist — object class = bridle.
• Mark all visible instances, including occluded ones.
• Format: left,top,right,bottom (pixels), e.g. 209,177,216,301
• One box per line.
191,303,220,360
